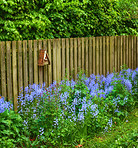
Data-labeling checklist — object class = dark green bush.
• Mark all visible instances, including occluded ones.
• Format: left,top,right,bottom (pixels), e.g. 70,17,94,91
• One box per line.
0,0,137,41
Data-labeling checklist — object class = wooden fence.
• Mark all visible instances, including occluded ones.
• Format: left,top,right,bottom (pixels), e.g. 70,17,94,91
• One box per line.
0,35,138,110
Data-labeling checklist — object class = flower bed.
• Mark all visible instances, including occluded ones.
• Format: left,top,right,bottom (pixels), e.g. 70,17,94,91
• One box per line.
0,67,138,147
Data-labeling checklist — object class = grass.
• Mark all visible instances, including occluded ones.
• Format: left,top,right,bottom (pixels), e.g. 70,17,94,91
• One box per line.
82,108,138,148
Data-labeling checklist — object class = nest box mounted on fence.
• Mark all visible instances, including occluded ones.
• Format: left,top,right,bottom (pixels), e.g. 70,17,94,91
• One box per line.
38,49,50,66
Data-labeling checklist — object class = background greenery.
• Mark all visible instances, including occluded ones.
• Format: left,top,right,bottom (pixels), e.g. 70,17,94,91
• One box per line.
0,0,137,41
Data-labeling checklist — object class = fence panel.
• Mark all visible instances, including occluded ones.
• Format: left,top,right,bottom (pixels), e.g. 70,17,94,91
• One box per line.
0,35,138,110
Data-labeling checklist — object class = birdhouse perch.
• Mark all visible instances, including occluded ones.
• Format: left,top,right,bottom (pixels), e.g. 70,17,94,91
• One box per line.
38,49,50,66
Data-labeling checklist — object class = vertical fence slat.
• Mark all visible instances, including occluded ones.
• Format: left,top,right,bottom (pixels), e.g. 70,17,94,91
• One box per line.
6,41,12,101
85,37,88,76
89,37,92,76
23,40,28,88
28,40,33,85
0,42,6,98
117,36,121,71
48,39,52,85
120,36,123,69
57,39,61,82
70,38,74,79
122,36,125,66
18,41,23,93
102,36,106,76
136,36,138,67
131,36,134,69
128,36,132,69
114,36,118,73
110,36,114,73
38,40,43,85
133,36,136,69
74,38,77,80
33,40,38,85
96,37,99,75
53,39,57,82
99,37,102,75
43,39,48,86
0,43,2,95
92,37,95,75
66,38,69,80
62,38,65,80
12,41,18,111
106,36,110,74
125,36,129,68
78,38,81,73
81,38,85,72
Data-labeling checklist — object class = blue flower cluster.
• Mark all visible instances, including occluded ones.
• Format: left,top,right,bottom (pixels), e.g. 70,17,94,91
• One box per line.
15,67,138,136
0,96,13,113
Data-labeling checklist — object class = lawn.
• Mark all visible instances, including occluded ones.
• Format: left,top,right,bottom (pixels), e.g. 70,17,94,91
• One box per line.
0,67,138,148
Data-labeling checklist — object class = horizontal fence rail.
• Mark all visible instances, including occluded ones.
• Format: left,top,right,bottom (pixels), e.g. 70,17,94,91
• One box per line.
0,35,138,111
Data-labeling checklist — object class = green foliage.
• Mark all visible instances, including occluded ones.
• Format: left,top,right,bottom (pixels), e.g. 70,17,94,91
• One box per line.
0,67,137,147
0,0,137,41
0,109,27,147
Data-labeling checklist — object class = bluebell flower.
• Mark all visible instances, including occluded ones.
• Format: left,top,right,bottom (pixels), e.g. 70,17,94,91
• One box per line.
78,112,84,121
124,97,128,101
53,118,58,126
0,97,13,113
123,79,132,91
108,118,112,128
135,67,138,72
132,71,137,81
114,108,119,113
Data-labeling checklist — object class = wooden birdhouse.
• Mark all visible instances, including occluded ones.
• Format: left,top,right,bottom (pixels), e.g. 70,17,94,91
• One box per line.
38,49,50,66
